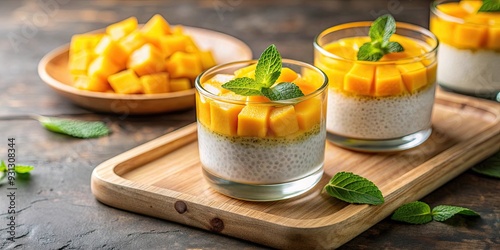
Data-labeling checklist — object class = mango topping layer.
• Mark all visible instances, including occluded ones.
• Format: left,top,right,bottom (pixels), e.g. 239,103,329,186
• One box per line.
196,67,325,138
68,15,216,94
315,35,436,97
430,0,500,50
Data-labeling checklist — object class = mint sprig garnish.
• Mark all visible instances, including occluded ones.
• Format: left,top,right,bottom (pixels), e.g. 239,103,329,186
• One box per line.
324,172,384,205
38,116,110,139
222,44,304,101
472,151,500,178
357,14,404,61
478,0,500,12
391,201,479,224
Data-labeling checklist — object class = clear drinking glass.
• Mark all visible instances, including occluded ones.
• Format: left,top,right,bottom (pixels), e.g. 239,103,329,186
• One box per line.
314,21,439,152
195,59,328,201
430,0,500,101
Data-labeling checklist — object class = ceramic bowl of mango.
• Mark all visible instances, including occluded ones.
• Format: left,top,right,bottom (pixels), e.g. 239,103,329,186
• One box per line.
38,26,252,115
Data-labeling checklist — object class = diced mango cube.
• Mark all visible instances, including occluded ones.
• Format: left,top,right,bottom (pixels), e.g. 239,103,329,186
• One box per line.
140,72,170,94
397,62,428,92
269,105,299,137
276,67,298,83
453,23,487,48
314,58,351,90
237,105,272,137
344,64,375,95
197,50,216,70
234,64,256,79
119,31,147,57
169,78,192,92
430,16,455,45
107,69,143,94
294,96,322,131
106,17,138,41
300,67,326,92
461,1,482,10
374,65,405,97
459,0,482,13
425,61,438,84
87,56,122,79
171,25,184,35
293,78,316,95
70,34,103,53
69,49,94,75
141,14,171,48
324,40,360,60
128,44,166,76
73,75,111,92
94,35,128,68
196,92,211,127
210,101,244,136
166,52,202,79
159,35,200,56
220,91,246,101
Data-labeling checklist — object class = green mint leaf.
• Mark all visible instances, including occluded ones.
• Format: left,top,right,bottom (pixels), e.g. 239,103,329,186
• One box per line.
255,44,282,87
15,165,35,174
261,82,304,101
0,160,6,172
391,201,433,224
357,43,384,61
221,77,262,96
472,151,500,178
432,205,480,222
369,14,396,44
384,41,404,53
478,0,500,12
357,14,404,62
0,172,6,185
324,172,384,205
38,117,110,139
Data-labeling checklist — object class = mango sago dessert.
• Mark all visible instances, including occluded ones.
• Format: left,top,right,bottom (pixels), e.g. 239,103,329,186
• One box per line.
195,45,328,201
314,15,439,151
430,0,500,99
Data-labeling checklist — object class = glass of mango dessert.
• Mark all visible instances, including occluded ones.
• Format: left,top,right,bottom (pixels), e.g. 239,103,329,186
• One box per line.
431,0,500,100
195,45,328,201
314,15,439,152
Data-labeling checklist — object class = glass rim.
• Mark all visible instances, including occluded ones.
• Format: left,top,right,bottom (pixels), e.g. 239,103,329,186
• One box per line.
195,59,328,105
430,0,494,26
313,21,439,65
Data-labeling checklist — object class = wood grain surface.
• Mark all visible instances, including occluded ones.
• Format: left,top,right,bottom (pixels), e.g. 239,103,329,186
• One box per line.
1,0,499,249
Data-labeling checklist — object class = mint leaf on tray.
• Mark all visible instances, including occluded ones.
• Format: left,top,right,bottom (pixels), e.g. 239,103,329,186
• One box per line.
391,201,433,224
357,14,404,61
222,44,304,101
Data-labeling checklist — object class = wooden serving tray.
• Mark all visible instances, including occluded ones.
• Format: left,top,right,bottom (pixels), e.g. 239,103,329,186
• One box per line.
91,90,500,249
